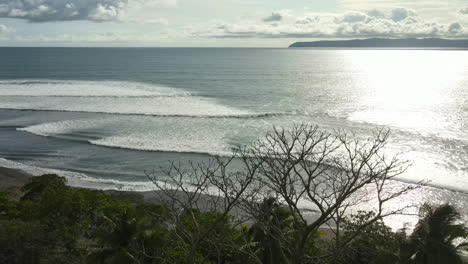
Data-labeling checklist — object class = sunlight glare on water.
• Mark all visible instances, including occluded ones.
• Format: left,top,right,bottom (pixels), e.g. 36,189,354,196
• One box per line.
346,50,468,138
1,48,468,205
332,50,468,193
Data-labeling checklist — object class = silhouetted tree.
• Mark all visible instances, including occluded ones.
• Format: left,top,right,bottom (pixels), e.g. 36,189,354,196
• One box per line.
406,204,468,264
150,124,417,263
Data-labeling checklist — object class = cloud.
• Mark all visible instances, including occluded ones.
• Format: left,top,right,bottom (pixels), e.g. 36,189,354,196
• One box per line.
339,11,367,23
367,9,386,18
0,24,14,40
0,24,13,34
193,8,466,39
391,7,416,22
139,0,177,8
448,22,462,34
337,0,457,13
127,17,169,25
0,0,128,22
460,7,468,15
10,29,179,43
263,12,282,22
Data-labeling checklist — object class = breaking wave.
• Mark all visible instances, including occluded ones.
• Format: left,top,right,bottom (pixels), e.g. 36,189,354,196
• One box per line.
0,79,190,97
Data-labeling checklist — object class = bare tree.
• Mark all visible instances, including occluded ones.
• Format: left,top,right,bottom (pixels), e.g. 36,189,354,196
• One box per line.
146,154,262,263
147,124,417,264
246,124,418,263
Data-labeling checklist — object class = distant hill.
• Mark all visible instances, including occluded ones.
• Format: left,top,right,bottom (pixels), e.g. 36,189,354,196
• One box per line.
289,38,468,48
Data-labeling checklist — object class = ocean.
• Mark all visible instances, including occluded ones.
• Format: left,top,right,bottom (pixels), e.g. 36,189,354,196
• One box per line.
1,47,468,225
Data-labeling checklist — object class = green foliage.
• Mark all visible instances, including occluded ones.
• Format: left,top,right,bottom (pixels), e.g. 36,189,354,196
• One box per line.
1,175,467,264
336,205,468,264
246,198,320,264
247,198,297,264
0,191,16,219
0,174,145,263
338,211,401,264
20,174,67,202
181,210,247,263
406,203,468,264
0,220,47,264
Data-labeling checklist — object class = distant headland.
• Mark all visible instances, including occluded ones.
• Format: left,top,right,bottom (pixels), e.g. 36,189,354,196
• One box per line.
289,38,468,48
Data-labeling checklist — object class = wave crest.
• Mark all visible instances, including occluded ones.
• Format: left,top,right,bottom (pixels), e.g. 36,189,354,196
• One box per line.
8,107,290,119
0,79,190,98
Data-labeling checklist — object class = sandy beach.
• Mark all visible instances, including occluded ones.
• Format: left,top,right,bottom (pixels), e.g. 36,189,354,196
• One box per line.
0,166,245,213
0,166,171,203
0,166,321,224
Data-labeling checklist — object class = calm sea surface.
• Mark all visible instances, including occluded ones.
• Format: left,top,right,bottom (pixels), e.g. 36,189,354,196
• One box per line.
1,47,468,225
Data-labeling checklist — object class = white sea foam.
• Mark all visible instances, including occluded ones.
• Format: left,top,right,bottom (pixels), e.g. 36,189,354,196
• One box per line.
18,118,109,137
15,116,468,193
0,158,156,191
0,79,189,97
89,134,233,156
0,92,255,118
0,158,248,194
0,79,257,117
0,80,293,118
18,117,238,156
19,121,233,156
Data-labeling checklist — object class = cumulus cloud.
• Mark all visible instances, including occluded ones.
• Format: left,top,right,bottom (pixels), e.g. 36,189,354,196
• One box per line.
193,8,466,39
263,12,282,22
460,7,468,14
338,11,367,23
448,22,462,34
0,24,13,34
367,9,385,19
0,0,128,22
390,8,416,22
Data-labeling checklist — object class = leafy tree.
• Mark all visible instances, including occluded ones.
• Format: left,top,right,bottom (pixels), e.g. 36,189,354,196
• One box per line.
0,220,47,264
247,198,300,264
336,211,401,264
1,174,142,263
173,210,247,263
20,174,67,202
405,204,468,264
0,191,16,219
19,175,112,256
88,207,141,264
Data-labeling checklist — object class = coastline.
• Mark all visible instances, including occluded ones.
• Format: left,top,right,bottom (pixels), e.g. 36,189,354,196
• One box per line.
0,166,250,216
0,165,325,227
0,166,185,206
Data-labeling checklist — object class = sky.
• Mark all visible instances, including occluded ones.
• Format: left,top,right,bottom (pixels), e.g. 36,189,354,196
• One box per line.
0,0,468,47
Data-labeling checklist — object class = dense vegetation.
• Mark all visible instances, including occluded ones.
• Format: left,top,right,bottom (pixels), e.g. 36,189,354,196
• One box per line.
0,174,466,264
1,125,467,263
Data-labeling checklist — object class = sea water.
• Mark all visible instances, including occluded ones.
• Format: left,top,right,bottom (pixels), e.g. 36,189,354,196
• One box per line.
1,48,468,226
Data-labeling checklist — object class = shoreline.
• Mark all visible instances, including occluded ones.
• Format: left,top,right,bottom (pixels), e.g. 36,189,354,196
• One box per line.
0,166,256,216
0,166,191,206
0,165,325,227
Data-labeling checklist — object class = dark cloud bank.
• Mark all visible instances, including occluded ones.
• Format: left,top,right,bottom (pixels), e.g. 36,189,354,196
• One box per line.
0,0,127,22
